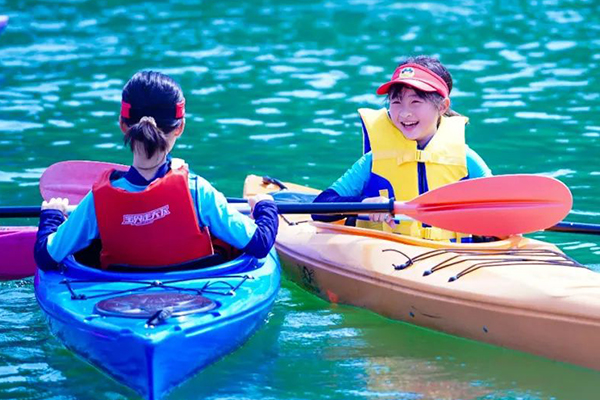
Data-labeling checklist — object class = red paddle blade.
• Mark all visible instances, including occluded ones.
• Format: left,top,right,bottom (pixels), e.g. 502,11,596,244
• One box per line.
40,160,128,204
396,175,573,237
0,226,37,280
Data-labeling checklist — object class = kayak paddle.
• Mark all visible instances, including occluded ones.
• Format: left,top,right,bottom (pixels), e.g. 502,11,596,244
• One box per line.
38,160,575,236
36,159,575,235
40,160,128,204
4,204,599,236
0,162,580,281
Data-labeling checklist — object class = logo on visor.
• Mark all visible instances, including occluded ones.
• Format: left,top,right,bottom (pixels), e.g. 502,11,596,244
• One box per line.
122,205,170,226
399,67,415,78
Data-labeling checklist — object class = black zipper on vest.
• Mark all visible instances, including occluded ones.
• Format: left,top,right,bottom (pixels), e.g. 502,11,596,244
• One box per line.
417,143,429,195
418,162,429,195
417,145,430,228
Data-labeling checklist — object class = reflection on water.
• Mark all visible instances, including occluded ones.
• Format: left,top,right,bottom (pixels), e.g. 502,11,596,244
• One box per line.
1,0,600,398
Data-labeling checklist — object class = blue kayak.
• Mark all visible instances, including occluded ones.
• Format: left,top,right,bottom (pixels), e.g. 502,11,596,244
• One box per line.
35,249,280,399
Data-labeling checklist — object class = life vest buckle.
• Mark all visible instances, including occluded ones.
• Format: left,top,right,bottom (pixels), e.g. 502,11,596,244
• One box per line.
415,150,432,163
422,227,435,240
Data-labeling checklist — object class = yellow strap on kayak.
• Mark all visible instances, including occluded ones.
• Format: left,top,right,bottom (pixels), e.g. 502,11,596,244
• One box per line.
372,149,466,166
397,221,468,242
357,219,470,242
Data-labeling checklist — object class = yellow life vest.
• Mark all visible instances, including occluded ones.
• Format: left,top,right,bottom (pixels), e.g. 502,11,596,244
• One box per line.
356,108,469,242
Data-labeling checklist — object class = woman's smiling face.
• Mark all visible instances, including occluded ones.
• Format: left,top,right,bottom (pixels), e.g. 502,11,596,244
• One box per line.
388,86,448,147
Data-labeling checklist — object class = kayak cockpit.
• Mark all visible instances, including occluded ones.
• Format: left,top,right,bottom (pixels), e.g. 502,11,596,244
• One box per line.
68,236,246,277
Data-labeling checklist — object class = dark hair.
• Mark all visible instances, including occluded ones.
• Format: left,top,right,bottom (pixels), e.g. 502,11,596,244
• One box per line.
387,56,461,117
121,71,184,158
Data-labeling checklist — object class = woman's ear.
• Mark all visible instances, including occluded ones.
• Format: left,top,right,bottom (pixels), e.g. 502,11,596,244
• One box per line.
439,97,451,115
173,118,186,138
119,117,128,135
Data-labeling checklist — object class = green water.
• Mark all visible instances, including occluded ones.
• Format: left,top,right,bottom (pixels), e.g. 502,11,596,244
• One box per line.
1,0,600,398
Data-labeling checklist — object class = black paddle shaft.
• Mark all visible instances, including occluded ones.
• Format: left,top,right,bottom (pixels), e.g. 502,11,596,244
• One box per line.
546,221,600,235
0,206,43,218
0,200,396,219
274,201,395,214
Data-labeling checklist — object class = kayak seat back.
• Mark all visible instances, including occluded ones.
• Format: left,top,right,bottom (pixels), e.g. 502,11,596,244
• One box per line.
73,237,242,272
106,253,225,272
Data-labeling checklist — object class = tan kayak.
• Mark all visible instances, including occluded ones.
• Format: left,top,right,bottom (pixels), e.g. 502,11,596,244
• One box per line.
243,174,600,371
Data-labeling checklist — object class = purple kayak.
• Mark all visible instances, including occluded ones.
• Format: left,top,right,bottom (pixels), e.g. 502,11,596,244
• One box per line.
0,226,37,280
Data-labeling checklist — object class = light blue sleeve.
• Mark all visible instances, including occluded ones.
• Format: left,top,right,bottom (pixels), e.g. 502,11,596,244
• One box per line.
466,146,492,178
46,191,100,262
192,176,257,249
330,152,372,196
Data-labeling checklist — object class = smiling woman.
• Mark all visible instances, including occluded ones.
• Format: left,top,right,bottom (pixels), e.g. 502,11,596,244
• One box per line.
312,55,492,243
387,86,446,145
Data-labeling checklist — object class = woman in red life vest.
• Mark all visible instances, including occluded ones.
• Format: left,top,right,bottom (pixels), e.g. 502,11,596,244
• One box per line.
35,71,278,270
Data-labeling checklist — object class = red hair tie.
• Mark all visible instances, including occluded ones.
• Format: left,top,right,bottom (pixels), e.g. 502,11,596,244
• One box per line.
121,101,131,118
120,99,186,119
175,100,185,118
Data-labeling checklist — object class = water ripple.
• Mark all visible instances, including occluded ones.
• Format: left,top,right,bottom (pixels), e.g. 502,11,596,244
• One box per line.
216,118,263,126
1,1,600,399
249,133,294,141
0,120,44,132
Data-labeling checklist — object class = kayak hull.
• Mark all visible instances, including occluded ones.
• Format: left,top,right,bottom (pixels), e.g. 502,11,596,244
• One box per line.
35,250,280,399
277,239,600,370
243,174,600,371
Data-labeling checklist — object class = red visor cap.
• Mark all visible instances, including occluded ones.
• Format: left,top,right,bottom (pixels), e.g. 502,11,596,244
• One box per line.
376,63,449,98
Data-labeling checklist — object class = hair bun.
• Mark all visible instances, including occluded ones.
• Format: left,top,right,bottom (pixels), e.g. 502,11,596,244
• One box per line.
139,116,157,128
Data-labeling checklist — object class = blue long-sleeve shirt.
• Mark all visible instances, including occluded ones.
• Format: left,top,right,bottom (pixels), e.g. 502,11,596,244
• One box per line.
35,163,278,270
313,148,492,221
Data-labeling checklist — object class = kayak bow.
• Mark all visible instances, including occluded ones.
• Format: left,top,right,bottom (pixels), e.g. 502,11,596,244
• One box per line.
35,249,280,399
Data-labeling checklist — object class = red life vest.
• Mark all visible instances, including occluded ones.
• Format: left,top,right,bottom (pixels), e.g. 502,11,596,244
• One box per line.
92,166,214,269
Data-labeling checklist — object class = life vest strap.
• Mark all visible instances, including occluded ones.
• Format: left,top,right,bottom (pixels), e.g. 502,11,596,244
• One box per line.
372,149,466,166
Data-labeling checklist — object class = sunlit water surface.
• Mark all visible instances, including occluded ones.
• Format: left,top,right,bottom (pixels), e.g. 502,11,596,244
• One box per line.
1,0,599,399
